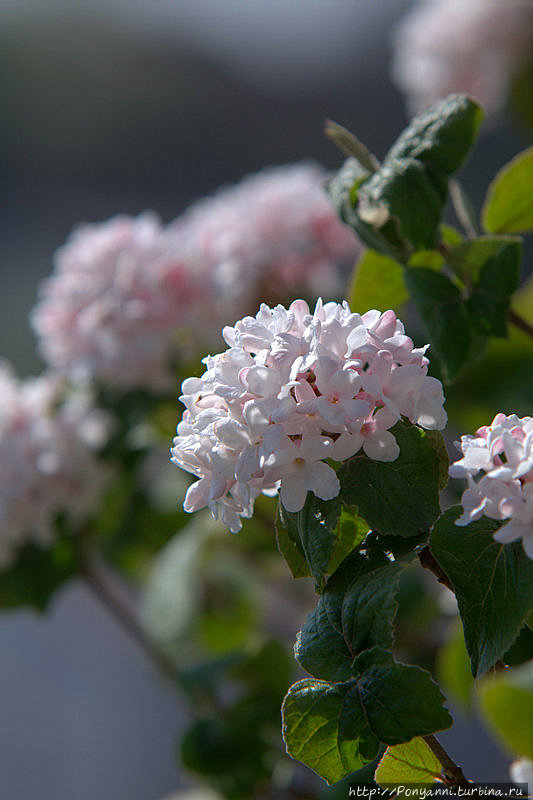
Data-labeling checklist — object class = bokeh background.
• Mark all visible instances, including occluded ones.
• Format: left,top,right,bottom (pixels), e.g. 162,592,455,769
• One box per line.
0,2,530,798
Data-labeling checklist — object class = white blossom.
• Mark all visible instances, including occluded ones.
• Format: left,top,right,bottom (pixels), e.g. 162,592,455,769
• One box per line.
451,413,533,558
0,363,112,569
171,300,447,531
391,0,533,116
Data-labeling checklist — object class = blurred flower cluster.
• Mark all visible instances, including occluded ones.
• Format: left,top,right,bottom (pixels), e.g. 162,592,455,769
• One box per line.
451,413,533,557
0,363,110,568
171,299,447,531
1,161,359,570
32,163,360,393
392,0,533,116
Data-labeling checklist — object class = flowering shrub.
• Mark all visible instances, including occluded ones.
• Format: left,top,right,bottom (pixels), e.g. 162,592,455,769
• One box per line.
171,299,446,530
0,363,110,569
450,413,533,557
391,0,533,116
3,93,533,799
32,164,359,394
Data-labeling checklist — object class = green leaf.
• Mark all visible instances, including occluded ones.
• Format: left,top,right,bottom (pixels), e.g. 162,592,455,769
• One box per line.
276,503,311,579
482,146,533,234
430,507,533,676
478,660,533,759
349,249,408,313
0,531,78,611
440,223,464,247
325,119,379,173
436,619,474,709
387,94,483,174
375,737,442,786
277,497,369,589
230,638,293,698
328,158,409,262
422,430,449,491
338,420,442,538
141,519,208,651
329,95,482,262
181,712,270,799
295,552,406,682
449,235,522,282
356,157,446,252
467,241,522,337
504,626,533,668
328,507,370,576
282,648,452,784
407,249,445,271
405,267,473,381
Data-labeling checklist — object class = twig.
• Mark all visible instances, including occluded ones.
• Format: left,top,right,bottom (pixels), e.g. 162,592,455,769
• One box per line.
509,308,533,340
81,558,179,686
424,734,471,788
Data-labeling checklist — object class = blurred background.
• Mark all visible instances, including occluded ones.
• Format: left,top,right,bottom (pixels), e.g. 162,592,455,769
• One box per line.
0,2,531,798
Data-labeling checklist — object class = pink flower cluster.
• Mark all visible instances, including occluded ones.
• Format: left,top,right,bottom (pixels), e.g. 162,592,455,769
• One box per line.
171,300,447,532
175,163,359,309
31,164,360,392
392,0,533,115
31,213,208,391
0,364,111,569
450,413,533,558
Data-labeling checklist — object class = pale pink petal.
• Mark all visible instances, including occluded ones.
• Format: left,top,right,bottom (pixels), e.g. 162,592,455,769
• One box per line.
363,430,400,462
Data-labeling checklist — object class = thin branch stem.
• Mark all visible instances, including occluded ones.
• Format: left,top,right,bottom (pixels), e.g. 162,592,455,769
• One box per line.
423,735,471,787
509,308,533,340
81,558,179,686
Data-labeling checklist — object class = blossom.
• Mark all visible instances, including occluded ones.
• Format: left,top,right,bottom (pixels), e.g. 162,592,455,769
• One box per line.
31,165,360,392
450,413,533,558
173,162,361,310
171,299,447,532
391,0,533,116
31,213,209,391
0,363,111,569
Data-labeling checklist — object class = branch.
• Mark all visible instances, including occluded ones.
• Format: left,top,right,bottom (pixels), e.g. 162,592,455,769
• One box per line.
509,308,533,340
423,735,471,788
81,557,179,686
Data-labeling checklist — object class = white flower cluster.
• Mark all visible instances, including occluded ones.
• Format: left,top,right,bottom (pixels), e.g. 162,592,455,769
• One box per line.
171,300,447,532
391,0,533,115
31,164,360,392
450,413,533,558
0,364,111,569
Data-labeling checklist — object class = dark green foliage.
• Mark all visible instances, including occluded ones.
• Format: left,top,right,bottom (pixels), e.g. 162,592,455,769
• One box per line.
431,507,533,676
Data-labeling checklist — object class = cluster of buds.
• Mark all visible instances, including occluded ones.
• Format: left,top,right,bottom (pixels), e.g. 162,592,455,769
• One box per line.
171,300,447,532
450,413,533,558
0,364,111,569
